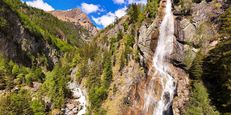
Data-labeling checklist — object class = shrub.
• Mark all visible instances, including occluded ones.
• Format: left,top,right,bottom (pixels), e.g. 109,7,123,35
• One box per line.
189,52,203,80
88,86,108,109
102,53,113,88
202,39,231,113
179,0,192,15
184,82,219,115
145,0,159,18
110,37,117,55
0,17,8,28
11,64,20,76
120,50,126,71
127,4,139,23
40,65,67,108
30,99,46,115
25,73,33,86
220,7,231,38
0,89,33,115
123,22,129,32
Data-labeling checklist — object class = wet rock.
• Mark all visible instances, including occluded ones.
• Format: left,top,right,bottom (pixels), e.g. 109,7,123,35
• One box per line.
66,104,75,110
138,19,160,69
67,111,74,115
183,21,196,41
72,108,78,114
64,66,87,115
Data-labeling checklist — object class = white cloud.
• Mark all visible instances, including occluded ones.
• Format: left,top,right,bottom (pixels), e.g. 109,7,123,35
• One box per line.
128,0,147,4
113,0,125,4
112,0,147,4
25,0,54,11
92,12,115,28
81,3,100,14
115,7,127,18
92,7,127,28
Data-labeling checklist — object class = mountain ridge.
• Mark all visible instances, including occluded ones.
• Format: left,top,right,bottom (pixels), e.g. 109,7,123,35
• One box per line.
48,8,98,36
0,0,230,115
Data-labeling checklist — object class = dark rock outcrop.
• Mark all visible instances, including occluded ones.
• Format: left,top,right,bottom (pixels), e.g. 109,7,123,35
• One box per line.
0,1,58,69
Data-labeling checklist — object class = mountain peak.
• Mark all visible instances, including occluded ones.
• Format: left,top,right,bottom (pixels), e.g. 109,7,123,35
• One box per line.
49,8,98,36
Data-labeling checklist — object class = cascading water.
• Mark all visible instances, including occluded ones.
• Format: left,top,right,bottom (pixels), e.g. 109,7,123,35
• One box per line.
64,67,87,115
143,0,176,114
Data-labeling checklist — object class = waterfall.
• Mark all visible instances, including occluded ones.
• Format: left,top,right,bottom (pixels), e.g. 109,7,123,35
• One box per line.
143,0,176,114
64,67,87,115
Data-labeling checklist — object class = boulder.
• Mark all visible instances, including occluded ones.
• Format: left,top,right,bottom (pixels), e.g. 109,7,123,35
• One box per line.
66,103,75,110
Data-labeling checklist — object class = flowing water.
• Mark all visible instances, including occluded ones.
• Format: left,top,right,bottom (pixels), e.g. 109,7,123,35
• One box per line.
67,82,87,115
143,0,176,114
64,67,87,115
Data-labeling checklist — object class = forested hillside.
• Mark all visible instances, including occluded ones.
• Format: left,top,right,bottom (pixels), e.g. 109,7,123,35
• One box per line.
0,0,90,114
0,0,230,115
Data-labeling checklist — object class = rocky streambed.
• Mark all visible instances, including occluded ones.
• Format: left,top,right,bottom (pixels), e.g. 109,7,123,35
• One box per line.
63,67,87,115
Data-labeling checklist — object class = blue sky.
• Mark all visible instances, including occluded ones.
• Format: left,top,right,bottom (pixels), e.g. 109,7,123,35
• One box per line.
22,0,147,28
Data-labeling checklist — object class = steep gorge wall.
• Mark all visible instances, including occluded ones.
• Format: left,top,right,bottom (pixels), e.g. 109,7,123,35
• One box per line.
0,1,58,69
121,0,189,114
120,0,225,115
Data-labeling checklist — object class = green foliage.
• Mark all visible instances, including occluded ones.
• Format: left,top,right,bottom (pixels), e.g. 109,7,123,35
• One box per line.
40,65,67,108
0,89,33,115
220,7,231,38
2,0,87,52
30,99,46,115
187,18,231,114
127,4,139,23
124,34,135,68
127,4,145,24
32,68,45,82
82,50,113,114
134,48,140,62
203,39,231,113
78,42,99,60
110,37,118,55
75,59,88,82
146,0,159,18
0,55,9,74
0,17,8,28
12,64,20,76
189,52,203,80
5,76,15,90
120,50,126,71
102,53,113,88
179,0,192,14
0,54,45,90
184,82,219,115
17,11,72,52
117,29,123,41
123,21,129,32
125,34,135,47
89,86,108,108
25,73,33,86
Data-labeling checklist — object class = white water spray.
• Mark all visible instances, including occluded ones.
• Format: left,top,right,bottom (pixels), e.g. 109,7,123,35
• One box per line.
144,0,176,114
64,67,87,115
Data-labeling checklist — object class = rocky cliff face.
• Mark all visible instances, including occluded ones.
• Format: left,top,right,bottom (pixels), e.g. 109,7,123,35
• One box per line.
0,1,57,69
49,9,98,36
0,0,229,114
104,0,225,115
120,0,190,114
